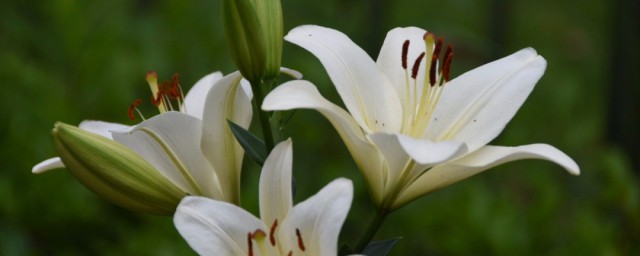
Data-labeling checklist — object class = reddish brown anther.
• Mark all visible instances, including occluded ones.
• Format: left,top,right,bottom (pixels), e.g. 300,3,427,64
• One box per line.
443,52,454,82
433,37,443,58
401,40,410,69
443,45,452,65
429,37,444,86
128,99,142,121
247,233,254,256
429,55,437,86
151,81,168,106
295,228,306,251
269,219,278,246
168,73,181,99
411,52,425,79
442,44,453,82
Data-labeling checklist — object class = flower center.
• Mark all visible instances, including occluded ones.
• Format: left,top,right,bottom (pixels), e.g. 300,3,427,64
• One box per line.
128,71,187,121
400,33,454,138
246,220,307,256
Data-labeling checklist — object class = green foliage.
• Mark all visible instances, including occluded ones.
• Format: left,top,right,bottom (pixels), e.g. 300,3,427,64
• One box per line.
362,237,403,256
1,0,638,255
228,120,267,166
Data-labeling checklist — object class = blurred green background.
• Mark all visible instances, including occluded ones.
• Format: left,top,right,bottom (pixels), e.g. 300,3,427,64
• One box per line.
2,0,638,255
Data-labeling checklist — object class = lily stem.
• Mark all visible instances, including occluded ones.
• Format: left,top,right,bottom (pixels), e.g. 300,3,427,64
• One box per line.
250,79,275,152
353,209,389,253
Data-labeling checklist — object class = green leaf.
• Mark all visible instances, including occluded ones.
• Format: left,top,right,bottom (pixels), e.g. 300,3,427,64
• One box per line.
228,120,267,166
362,237,402,256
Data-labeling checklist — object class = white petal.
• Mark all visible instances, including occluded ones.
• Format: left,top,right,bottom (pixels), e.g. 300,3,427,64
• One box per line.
393,143,580,208
279,178,353,255
280,67,303,79
201,71,253,203
285,25,402,133
259,139,293,228
183,71,224,120
78,120,130,139
396,134,468,165
376,27,429,105
174,196,264,256
32,157,65,174
426,48,547,152
368,133,467,199
262,80,385,203
112,112,223,199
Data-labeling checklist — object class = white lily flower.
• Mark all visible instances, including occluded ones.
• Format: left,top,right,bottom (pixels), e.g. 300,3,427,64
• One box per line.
263,25,579,210
33,71,253,209
174,139,353,256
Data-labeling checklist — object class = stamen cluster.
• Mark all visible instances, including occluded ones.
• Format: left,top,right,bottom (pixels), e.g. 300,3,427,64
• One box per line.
128,71,187,121
400,32,454,137
246,219,307,256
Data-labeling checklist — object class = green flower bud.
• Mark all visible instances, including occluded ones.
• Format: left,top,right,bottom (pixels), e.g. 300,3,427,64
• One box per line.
52,122,186,215
222,0,282,82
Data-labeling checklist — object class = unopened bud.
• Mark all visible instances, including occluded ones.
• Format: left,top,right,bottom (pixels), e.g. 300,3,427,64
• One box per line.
52,122,186,215
222,0,282,82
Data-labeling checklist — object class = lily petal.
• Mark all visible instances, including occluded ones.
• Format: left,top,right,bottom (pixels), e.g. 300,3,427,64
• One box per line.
279,178,353,256
259,139,294,228
280,67,303,79
112,112,223,199
174,196,264,256
396,134,468,165
285,25,402,133
426,48,547,152
262,80,385,203
368,133,467,203
393,143,580,208
376,27,429,105
184,71,224,120
32,157,64,174
78,120,130,139
201,71,253,203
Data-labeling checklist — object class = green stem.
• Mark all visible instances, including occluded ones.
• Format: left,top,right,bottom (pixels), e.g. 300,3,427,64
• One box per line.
353,209,389,253
250,80,275,152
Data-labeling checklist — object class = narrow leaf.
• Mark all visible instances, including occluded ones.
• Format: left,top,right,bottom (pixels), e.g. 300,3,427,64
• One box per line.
362,237,402,256
228,120,267,166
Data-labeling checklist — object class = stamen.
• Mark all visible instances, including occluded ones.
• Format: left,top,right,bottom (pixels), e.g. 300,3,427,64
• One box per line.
247,233,254,256
295,228,306,251
401,40,410,69
168,73,181,99
443,51,454,82
429,37,444,86
443,44,453,66
429,55,437,86
151,81,168,107
411,52,425,79
269,219,278,246
128,99,143,121
433,37,443,58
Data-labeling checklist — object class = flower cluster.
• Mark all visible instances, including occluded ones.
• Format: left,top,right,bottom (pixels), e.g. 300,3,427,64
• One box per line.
33,0,579,254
